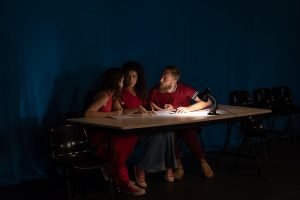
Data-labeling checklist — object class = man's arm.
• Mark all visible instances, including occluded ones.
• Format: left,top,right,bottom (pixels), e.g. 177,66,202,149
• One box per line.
176,96,212,113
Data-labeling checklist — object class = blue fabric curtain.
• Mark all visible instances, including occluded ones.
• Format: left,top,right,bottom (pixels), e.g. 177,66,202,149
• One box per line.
1,0,299,186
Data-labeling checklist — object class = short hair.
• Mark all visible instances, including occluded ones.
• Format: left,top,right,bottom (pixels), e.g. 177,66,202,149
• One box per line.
163,65,181,80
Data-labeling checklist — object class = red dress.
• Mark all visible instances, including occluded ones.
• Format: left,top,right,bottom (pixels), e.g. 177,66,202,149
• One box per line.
121,88,143,109
149,83,205,159
88,91,138,186
121,88,177,171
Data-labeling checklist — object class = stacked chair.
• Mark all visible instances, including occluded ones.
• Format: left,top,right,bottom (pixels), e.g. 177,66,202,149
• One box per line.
229,90,286,180
271,86,300,142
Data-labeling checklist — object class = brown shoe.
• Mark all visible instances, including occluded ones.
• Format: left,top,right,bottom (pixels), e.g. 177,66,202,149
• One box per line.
174,167,184,180
174,159,184,180
201,161,214,179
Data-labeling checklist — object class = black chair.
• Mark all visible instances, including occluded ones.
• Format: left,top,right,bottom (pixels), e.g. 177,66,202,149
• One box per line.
230,90,253,107
272,86,300,141
49,124,114,200
230,91,269,173
230,90,287,180
252,88,289,162
252,88,275,110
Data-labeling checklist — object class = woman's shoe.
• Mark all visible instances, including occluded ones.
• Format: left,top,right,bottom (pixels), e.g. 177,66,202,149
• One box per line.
164,168,174,182
123,181,146,196
201,161,214,179
135,167,148,188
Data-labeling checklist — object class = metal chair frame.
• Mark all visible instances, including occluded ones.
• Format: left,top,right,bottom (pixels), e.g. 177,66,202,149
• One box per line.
49,124,114,200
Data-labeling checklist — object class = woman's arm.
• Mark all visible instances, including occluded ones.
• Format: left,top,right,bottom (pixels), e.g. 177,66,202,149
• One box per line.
84,91,122,118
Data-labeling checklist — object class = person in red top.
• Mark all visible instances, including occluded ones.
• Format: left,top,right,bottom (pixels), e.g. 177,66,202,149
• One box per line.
149,65,214,179
121,61,177,188
85,67,145,196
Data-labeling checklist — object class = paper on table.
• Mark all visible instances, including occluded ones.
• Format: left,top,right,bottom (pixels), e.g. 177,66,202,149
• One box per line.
108,111,173,120
109,110,211,120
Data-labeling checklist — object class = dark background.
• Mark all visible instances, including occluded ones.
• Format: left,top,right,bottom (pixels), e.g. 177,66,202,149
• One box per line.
0,0,299,186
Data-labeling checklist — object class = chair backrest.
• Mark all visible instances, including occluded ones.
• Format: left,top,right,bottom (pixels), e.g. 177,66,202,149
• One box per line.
230,90,264,130
230,90,253,107
272,86,293,112
49,124,91,162
252,88,275,109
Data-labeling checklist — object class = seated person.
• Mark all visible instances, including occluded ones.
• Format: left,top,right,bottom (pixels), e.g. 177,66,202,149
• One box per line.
149,65,214,179
121,61,177,188
85,67,145,196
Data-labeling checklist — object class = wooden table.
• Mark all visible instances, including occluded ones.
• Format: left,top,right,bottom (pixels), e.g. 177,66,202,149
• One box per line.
67,104,272,178
67,105,271,133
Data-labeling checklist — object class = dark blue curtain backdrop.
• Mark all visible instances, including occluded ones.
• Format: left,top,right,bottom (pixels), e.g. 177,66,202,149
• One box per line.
1,0,299,186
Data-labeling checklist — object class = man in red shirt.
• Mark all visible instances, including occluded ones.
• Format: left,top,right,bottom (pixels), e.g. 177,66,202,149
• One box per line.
149,65,214,179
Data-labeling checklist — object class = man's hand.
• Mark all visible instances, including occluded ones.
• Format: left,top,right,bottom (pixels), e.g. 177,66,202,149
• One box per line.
175,106,190,113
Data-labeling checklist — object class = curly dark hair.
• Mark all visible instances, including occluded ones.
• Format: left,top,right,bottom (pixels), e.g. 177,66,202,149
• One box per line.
122,61,147,100
99,67,124,93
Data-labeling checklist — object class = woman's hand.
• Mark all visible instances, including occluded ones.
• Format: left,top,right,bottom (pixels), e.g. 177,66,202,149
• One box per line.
137,106,156,116
164,104,176,111
113,107,123,115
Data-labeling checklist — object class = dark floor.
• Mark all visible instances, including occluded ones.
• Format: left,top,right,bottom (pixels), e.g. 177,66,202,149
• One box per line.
1,138,300,200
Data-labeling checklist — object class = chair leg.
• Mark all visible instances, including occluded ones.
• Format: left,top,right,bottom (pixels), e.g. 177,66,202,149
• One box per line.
232,136,247,172
215,123,234,170
81,171,89,200
261,138,271,181
105,165,115,200
66,169,73,200
281,136,288,166
246,138,265,178
288,114,296,143
249,137,263,168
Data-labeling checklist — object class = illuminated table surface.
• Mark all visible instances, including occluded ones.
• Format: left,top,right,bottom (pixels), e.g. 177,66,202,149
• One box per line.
67,105,271,133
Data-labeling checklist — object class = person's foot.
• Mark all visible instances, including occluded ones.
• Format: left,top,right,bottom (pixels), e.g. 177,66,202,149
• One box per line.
164,168,175,182
174,159,184,180
201,160,214,179
123,181,146,196
135,167,148,188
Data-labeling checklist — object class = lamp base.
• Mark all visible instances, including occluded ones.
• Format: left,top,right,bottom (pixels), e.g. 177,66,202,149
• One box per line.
208,109,220,115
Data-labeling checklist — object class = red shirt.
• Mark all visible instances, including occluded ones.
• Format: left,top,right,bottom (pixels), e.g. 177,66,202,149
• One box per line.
149,83,198,109
121,88,143,109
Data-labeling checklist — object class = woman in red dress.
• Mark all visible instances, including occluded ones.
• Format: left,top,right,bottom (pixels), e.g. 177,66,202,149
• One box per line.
121,61,177,189
85,67,145,196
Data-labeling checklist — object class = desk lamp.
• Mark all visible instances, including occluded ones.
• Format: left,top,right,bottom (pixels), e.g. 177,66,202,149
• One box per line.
197,88,219,115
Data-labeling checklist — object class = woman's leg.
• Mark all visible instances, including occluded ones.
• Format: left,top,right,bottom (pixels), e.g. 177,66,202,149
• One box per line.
110,134,146,195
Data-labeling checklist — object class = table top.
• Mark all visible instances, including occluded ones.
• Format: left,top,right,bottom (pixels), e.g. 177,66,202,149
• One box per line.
66,105,271,132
